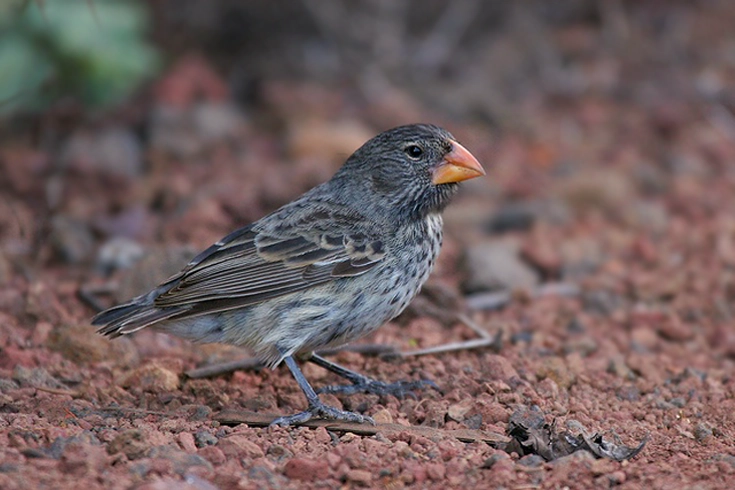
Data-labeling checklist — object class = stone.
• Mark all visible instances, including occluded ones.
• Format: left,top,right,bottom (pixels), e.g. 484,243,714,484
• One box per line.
462,241,540,293
107,430,148,460
216,434,264,459
345,469,373,485
197,446,226,466
283,457,329,481
119,363,180,393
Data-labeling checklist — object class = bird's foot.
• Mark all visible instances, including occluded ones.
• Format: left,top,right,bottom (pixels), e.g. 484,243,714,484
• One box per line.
270,401,375,427
317,376,440,398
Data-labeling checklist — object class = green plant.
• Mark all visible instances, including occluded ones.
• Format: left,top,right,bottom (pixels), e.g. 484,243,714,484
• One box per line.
0,0,159,114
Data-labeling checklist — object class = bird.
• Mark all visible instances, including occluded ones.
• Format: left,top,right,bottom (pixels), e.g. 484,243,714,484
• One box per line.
92,123,485,426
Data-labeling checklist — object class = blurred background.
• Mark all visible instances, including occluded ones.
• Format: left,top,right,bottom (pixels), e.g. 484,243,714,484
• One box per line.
2,2,735,486
3,0,735,283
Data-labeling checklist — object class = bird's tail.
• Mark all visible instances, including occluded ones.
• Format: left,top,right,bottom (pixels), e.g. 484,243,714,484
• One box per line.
92,296,188,338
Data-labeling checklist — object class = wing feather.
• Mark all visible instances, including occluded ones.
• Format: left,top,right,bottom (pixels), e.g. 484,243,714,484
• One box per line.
151,208,387,314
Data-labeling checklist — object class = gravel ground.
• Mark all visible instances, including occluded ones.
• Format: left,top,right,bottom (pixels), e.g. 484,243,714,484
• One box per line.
4,3,735,489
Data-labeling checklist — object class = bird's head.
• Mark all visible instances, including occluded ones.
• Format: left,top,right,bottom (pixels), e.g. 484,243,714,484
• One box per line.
332,124,485,221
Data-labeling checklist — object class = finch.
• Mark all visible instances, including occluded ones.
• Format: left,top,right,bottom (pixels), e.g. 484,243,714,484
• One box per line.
93,124,485,426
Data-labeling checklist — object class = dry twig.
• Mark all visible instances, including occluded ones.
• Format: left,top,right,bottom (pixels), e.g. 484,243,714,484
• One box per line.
216,410,509,445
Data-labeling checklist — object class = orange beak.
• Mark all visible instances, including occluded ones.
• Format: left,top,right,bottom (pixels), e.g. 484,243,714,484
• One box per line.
431,141,485,185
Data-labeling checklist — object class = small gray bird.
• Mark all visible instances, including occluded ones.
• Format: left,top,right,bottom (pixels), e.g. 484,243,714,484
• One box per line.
93,124,485,426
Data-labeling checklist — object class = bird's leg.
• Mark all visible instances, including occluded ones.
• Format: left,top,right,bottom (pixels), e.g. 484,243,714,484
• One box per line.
309,353,440,398
270,355,375,427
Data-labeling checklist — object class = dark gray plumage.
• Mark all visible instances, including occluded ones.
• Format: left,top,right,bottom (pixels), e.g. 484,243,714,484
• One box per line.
93,124,484,425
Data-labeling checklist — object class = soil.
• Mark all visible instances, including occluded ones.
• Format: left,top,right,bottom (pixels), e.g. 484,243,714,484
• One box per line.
3,2,735,489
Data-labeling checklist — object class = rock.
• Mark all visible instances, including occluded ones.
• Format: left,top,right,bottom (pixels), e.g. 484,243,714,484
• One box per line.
150,102,247,158
549,449,595,466
187,405,213,422
694,422,713,443
521,233,562,276
49,215,95,265
607,470,627,485
0,474,19,490
462,241,540,293
657,316,694,342
536,378,560,399
197,446,226,466
58,441,107,476
177,432,197,453
0,377,19,391
62,127,143,177
119,363,180,393
345,469,373,485
437,440,462,461
313,427,331,445
481,452,511,469
216,434,264,459
116,245,197,303
247,461,279,485
150,105,200,157
24,281,68,324
607,356,635,380
562,337,598,357
559,237,604,279
486,203,537,233
31,321,53,346
557,169,632,215
630,327,659,351
482,354,519,382
447,399,474,422
154,55,229,108
283,457,330,481
626,353,665,384
47,323,138,366
32,432,101,460
472,400,510,425
192,102,248,144
372,408,393,424
12,366,64,389
616,385,641,402
107,429,148,460
0,346,36,370
266,444,293,461
0,248,10,285
425,463,446,480
96,237,145,273
625,200,669,234
286,119,373,166
536,357,575,389
582,289,626,315
518,454,545,467
137,475,218,490
147,445,213,476
194,431,218,448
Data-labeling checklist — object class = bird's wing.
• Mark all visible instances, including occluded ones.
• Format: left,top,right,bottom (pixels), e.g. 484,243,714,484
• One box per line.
151,208,386,315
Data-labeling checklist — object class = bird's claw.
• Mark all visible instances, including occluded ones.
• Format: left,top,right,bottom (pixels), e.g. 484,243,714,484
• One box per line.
317,378,440,398
270,402,375,427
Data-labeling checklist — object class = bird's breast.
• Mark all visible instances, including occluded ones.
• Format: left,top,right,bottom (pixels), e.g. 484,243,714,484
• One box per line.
372,213,444,318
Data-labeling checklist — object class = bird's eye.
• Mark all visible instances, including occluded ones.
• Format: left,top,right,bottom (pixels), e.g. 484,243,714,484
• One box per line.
405,145,423,159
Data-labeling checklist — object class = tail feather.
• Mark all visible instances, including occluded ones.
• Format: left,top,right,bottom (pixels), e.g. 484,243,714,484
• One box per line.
92,299,189,338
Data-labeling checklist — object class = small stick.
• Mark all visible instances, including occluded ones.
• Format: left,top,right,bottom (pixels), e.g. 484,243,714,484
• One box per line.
399,335,501,358
216,410,509,445
34,386,80,397
465,282,580,311
399,312,501,358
